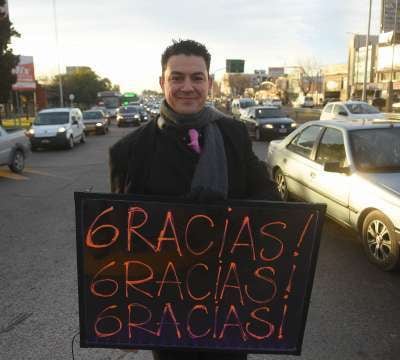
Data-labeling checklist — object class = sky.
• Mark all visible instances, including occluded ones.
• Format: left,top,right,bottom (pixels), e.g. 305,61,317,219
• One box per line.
8,0,382,93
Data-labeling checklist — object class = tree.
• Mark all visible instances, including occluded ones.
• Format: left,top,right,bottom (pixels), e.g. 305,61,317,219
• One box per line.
46,68,118,109
297,58,321,96
0,0,20,108
228,74,252,96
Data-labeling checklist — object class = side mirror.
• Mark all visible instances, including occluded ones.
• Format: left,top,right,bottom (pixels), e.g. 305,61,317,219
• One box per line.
324,162,349,175
338,111,348,116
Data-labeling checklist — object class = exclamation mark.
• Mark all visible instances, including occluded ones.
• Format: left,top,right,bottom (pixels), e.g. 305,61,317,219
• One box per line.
284,264,297,300
293,213,314,257
278,304,288,340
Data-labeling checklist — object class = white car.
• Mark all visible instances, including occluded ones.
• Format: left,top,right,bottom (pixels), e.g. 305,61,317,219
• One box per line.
320,101,384,120
28,108,86,150
266,119,400,271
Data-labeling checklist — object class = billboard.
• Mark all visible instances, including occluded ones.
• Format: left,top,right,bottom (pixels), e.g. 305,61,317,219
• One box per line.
226,59,245,73
12,56,36,91
377,44,400,70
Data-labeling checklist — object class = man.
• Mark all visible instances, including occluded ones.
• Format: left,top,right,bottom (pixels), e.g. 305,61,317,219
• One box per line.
109,39,279,360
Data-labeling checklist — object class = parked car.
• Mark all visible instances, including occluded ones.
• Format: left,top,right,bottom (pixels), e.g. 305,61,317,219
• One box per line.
266,119,400,271
320,101,384,120
293,95,314,108
240,106,297,141
83,110,109,135
231,98,256,119
116,106,142,127
0,125,30,173
27,108,86,150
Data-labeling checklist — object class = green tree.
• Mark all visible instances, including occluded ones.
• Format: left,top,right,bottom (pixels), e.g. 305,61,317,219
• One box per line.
47,68,118,109
0,0,20,107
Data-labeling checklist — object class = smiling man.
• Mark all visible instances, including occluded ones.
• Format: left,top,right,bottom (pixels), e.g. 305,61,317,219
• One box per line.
109,39,278,360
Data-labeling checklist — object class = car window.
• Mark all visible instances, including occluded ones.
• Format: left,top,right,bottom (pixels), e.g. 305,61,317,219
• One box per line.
350,128,400,171
324,104,333,113
346,103,380,114
316,128,347,167
288,125,322,158
333,105,346,115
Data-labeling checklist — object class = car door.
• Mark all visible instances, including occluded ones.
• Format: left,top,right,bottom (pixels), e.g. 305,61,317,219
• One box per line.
0,127,12,164
310,127,351,225
282,125,324,201
71,111,80,140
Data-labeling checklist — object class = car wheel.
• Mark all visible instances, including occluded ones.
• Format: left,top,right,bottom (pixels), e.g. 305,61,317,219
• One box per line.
8,150,25,173
67,136,74,149
80,132,86,143
274,168,289,201
362,211,399,271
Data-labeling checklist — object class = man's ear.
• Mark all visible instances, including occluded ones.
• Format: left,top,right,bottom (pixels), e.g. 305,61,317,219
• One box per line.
208,76,213,92
159,75,165,92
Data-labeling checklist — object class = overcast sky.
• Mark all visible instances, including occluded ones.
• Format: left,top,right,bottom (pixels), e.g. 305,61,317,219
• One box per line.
9,0,381,93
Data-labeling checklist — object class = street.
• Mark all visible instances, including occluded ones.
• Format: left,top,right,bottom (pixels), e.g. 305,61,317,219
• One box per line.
0,124,399,360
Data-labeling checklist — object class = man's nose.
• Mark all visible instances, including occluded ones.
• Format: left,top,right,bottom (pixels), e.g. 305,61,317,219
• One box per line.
181,77,195,91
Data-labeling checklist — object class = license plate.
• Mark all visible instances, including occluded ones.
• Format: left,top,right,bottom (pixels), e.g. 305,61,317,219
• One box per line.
41,139,50,144
278,128,287,133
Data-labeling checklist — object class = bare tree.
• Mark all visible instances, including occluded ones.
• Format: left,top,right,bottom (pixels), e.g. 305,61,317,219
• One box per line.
297,58,322,96
228,74,252,96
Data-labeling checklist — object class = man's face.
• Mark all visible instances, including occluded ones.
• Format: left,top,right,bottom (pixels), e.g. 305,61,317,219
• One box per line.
160,54,212,114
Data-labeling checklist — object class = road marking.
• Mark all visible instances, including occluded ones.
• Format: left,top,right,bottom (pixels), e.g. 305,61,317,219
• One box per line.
0,169,29,180
24,167,73,180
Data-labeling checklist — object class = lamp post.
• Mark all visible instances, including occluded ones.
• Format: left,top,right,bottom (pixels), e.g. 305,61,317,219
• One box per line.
387,0,399,112
52,0,64,107
210,67,225,100
362,0,373,102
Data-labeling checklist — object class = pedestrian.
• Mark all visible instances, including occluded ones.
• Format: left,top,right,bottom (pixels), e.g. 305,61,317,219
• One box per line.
109,39,279,360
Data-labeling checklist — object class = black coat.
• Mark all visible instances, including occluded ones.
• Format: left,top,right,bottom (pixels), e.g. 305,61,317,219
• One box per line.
109,116,279,201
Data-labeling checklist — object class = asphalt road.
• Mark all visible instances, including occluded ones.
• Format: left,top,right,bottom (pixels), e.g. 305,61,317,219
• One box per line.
0,124,399,360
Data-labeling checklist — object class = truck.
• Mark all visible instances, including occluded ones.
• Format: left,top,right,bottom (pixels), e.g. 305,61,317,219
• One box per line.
0,125,30,173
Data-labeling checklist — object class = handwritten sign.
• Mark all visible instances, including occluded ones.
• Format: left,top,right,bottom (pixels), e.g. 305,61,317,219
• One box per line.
75,192,325,354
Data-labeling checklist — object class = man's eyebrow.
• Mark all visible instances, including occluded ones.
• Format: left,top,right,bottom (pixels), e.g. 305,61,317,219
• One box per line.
169,71,206,76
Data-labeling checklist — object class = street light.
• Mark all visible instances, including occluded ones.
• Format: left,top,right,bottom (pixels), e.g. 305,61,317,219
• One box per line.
210,67,225,99
52,0,64,107
387,0,399,112
362,0,373,102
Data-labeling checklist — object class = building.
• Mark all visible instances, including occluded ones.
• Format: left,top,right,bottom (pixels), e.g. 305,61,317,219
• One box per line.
381,0,400,33
347,34,379,99
321,64,347,101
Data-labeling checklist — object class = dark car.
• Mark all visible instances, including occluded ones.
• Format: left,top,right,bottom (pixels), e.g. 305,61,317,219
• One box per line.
116,106,142,127
83,110,109,135
240,106,297,141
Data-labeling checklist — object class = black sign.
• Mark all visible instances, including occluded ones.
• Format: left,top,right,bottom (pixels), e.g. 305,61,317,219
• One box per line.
75,192,325,354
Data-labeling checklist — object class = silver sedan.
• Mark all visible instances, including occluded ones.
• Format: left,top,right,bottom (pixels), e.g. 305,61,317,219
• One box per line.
266,119,400,271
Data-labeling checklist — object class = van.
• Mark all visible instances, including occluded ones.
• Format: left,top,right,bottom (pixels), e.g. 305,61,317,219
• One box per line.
231,98,256,119
28,108,86,150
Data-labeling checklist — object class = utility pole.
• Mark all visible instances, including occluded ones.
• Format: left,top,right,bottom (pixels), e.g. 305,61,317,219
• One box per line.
362,0,372,102
52,0,64,107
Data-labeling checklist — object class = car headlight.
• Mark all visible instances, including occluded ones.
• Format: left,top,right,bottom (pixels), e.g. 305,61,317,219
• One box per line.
291,123,298,128
134,114,139,118
264,124,274,129
58,127,67,133
96,122,103,127
27,128,35,136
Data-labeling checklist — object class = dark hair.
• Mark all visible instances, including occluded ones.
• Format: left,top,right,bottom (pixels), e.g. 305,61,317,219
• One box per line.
161,39,211,74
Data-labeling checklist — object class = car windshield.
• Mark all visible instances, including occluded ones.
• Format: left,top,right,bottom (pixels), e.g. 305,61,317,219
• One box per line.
240,100,256,109
255,108,285,118
34,112,69,125
346,103,380,114
83,111,102,120
119,107,139,114
350,128,400,172
103,97,120,109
